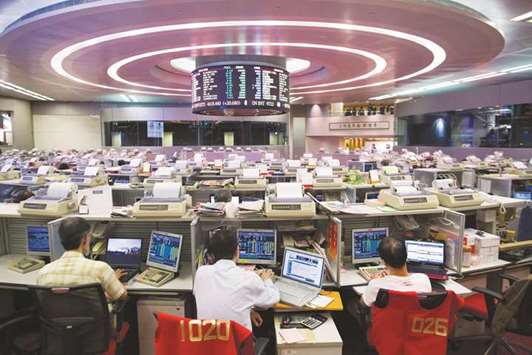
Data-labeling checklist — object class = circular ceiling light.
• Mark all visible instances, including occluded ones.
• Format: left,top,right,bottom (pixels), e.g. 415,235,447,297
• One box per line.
107,42,386,93
170,56,310,74
51,20,447,96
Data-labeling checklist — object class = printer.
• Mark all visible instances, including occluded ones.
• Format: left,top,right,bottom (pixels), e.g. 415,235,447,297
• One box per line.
143,167,182,188
0,164,20,181
426,178,482,208
268,160,284,172
235,168,267,189
380,165,413,186
68,166,108,187
174,160,193,176
312,167,344,188
133,182,191,218
379,181,439,210
18,182,78,217
327,159,348,176
119,158,142,175
284,160,302,176
19,165,54,185
504,161,532,177
265,182,316,217
220,160,242,176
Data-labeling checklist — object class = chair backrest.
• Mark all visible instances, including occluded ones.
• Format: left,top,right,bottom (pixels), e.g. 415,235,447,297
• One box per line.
516,206,532,242
155,313,254,355
370,289,464,355
492,276,532,336
31,283,111,355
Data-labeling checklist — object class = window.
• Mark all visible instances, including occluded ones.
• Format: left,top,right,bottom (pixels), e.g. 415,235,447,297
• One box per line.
104,120,287,147
0,111,13,146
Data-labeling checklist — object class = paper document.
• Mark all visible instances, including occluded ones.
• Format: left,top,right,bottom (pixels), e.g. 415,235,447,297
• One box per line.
84,166,100,177
328,159,340,168
226,160,240,169
315,167,333,177
47,183,73,199
153,182,181,198
37,166,51,176
287,160,301,168
129,158,141,168
276,183,303,198
175,161,188,170
309,295,334,308
279,329,305,343
1,164,12,173
155,167,174,177
242,168,260,178
155,154,165,162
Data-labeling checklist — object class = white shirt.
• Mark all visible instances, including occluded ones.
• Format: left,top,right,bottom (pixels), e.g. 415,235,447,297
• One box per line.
362,273,432,307
193,259,280,330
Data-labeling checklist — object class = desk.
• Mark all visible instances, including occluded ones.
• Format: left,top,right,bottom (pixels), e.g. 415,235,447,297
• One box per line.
274,313,342,355
274,291,343,312
0,254,193,295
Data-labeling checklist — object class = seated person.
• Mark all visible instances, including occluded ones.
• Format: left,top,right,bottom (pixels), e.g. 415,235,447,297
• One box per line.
37,217,127,302
362,236,432,307
193,227,280,330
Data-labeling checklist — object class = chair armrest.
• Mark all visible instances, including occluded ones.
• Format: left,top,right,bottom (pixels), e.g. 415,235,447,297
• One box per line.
471,287,504,302
498,273,519,285
0,313,35,332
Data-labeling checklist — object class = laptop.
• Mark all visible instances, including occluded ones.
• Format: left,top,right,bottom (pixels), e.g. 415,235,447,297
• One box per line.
105,237,143,282
405,240,448,281
275,248,325,307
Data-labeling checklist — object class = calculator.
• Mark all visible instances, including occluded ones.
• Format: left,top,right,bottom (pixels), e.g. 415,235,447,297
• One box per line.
300,314,327,329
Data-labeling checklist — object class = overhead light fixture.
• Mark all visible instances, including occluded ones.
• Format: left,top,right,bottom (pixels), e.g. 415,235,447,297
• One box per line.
0,79,54,101
51,20,446,97
369,62,532,101
170,57,311,74
510,11,532,22
290,96,303,103
120,94,136,102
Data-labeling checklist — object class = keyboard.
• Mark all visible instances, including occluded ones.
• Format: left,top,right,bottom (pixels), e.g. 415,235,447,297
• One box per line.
408,264,448,281
358,265,386,281
276,280,316,307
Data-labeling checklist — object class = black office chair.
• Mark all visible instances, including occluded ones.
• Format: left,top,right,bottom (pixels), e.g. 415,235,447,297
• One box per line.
31,283,125,355
452,274,532,355
0,307,40,355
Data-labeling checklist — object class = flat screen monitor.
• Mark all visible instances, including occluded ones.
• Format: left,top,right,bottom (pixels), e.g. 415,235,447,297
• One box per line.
105,238,142,268
146,231,183,273
281,248,325,288
352,228,388,264
237,229,277,265
405,240,445,266
27,225,50,256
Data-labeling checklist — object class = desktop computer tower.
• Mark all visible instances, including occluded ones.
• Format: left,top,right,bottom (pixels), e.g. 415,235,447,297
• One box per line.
137,297,185,355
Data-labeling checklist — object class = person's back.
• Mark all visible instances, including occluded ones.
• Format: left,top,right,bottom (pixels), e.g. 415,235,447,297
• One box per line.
362,237,431,307
193,228,279,330
37,217,127,302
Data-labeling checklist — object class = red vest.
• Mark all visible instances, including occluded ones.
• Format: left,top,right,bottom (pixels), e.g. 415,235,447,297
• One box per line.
369,290,464,355
155,313,254,355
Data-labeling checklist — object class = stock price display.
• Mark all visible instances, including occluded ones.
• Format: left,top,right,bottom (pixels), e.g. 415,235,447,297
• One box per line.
192,64,290,116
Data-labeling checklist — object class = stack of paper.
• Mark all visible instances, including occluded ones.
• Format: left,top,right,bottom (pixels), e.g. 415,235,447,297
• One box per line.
197,202,225,216
238,200,264,216
199,179,233,188
279,329,305,344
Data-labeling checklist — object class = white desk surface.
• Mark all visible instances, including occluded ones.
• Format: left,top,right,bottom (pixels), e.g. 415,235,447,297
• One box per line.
275,313,343,348
480,194,529,208
0,203,21,217
479,174,532,182
346,183,387,189
353,278,472,296
0,254,193,293
338,205,445,218
446,201,498,213
456,259,511,275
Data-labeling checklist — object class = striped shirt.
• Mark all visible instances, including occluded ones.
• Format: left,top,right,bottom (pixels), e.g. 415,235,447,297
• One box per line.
37,250,126,301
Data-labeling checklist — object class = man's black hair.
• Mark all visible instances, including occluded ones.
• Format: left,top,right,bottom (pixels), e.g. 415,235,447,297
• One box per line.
378,236,407,268
208,227,238,262
59,217,91,251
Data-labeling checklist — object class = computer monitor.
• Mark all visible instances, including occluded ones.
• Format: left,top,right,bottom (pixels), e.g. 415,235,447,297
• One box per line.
362,162,376,172
105,238,142,267
405,240,445,265
27,225,50,256
281,248,325,288
237,229,277,265
146,231,183,272
352,228,388,264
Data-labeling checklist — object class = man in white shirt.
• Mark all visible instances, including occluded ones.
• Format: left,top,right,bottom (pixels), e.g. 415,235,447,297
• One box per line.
193,227,280,331
361,236,432,306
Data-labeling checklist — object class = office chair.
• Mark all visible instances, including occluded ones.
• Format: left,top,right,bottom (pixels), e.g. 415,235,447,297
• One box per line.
369,289,464,355
451,273,532,355
154,312,269,355
31,283,129,355
0,307,40,355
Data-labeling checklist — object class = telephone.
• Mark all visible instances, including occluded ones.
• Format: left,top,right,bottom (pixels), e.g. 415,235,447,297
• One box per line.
9,257,45,274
